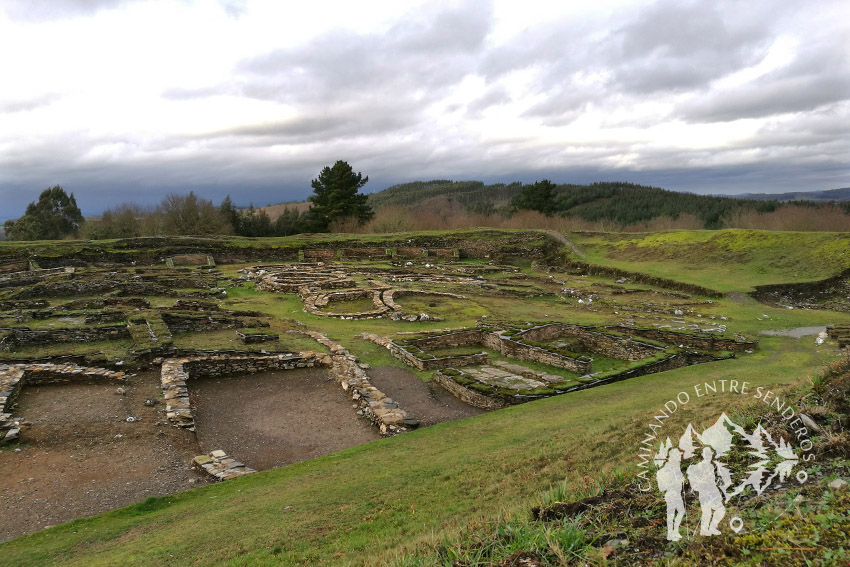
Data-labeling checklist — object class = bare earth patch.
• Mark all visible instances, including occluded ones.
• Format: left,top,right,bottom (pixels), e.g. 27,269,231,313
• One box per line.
367,366,486,426
188,368,382,471
0,372,204,542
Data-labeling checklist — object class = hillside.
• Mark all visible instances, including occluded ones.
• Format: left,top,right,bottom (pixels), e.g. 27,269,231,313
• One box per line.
1,228,848,566
568,229,850,292
366,181,817,229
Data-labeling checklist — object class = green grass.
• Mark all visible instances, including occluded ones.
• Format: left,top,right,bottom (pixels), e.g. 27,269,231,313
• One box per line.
3,228,850,565
569,229,850,291
1,332,838,566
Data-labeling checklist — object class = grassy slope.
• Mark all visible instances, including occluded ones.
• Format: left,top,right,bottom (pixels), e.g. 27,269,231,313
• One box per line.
3,229,850,565
568,229,850,291
1,333,840,566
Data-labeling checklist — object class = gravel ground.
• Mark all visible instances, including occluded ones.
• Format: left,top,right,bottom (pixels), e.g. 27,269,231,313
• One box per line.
0,372,205,542
0,365,484,542
188,368,382,471
367,366,487,427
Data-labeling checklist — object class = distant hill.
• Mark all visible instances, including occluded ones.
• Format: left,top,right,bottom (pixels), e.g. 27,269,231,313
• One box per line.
728,187,850,202
367,180,791,228
367,180,525,209
257,201,310,221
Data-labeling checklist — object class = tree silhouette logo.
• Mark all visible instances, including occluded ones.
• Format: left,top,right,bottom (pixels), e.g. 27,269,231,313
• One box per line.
653,413,804,541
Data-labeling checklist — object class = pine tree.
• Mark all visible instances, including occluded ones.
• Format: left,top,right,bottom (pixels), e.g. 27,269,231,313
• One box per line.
4,186,84,240
304,161,373,232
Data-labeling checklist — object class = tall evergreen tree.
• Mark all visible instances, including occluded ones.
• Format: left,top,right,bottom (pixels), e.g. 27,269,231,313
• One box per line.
511,180,559,216
304,160,373,232
219,195,242,234
4,185,84,240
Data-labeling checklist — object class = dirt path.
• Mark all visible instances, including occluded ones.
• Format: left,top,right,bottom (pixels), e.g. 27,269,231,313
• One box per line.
367,367,486,427
188,368,381,471
541,229,586,260
0,372,204,542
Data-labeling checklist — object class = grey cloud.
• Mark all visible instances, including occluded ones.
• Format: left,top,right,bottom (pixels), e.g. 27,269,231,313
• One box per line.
237,2,493,106
197,108,412,145
0,93,62,114
604,0,773,94
682,74,850,122
680,35,850,122
467,86,511,115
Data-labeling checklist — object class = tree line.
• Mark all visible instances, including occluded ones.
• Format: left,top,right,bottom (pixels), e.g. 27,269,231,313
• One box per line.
3,161,373,240
5,169,849,240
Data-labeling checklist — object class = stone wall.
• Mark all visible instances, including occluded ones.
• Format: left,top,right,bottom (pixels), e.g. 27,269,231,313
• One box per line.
161,314,259,333
161,353,319,430
561,260,723,298
433,372,507,410
560,352,730,395
518,323,663,361
363,329,592,374
0,267,74,289
161,336,415,437
381,289,466,313
302,289,389,320
604,325,758,352
496,338,592,373
1,363,127,442
1,325,130,350
749,268,850,312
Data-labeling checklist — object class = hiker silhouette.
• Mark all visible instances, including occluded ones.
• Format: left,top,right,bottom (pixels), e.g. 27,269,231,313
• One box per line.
686,446,726,535
656,448,685,541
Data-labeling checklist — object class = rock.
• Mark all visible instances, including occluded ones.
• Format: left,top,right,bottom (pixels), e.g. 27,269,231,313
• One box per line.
144,398,159,407
418,313,430,321
210,449,227,459
4,428,20,441
828,478,847,491
674,309,683,316
603,538,629,554
125,416,137,422
115,387,126,395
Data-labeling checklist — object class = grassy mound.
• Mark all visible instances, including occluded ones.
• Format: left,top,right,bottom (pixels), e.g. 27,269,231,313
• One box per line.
570,230,850,291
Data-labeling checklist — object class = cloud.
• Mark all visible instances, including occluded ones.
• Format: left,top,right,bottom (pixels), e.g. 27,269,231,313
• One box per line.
0,93,62,114
603,0,773,94
680,35,850,122
236,3,493,107
1,0,848,217
0,0,141,21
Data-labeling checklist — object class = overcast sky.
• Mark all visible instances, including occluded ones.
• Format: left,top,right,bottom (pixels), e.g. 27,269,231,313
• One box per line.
1,0,848,216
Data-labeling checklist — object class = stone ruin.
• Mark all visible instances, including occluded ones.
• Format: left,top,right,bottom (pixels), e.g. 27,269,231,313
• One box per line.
243,263,468,321
362,322,755,409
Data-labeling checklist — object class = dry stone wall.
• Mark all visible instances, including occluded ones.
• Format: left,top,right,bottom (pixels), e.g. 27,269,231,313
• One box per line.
0,326,130,350
604,325,758,352
518,323,663,361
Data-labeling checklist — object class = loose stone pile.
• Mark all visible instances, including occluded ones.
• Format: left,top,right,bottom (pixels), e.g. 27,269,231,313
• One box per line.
0,363,127,443
191,449,256,481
